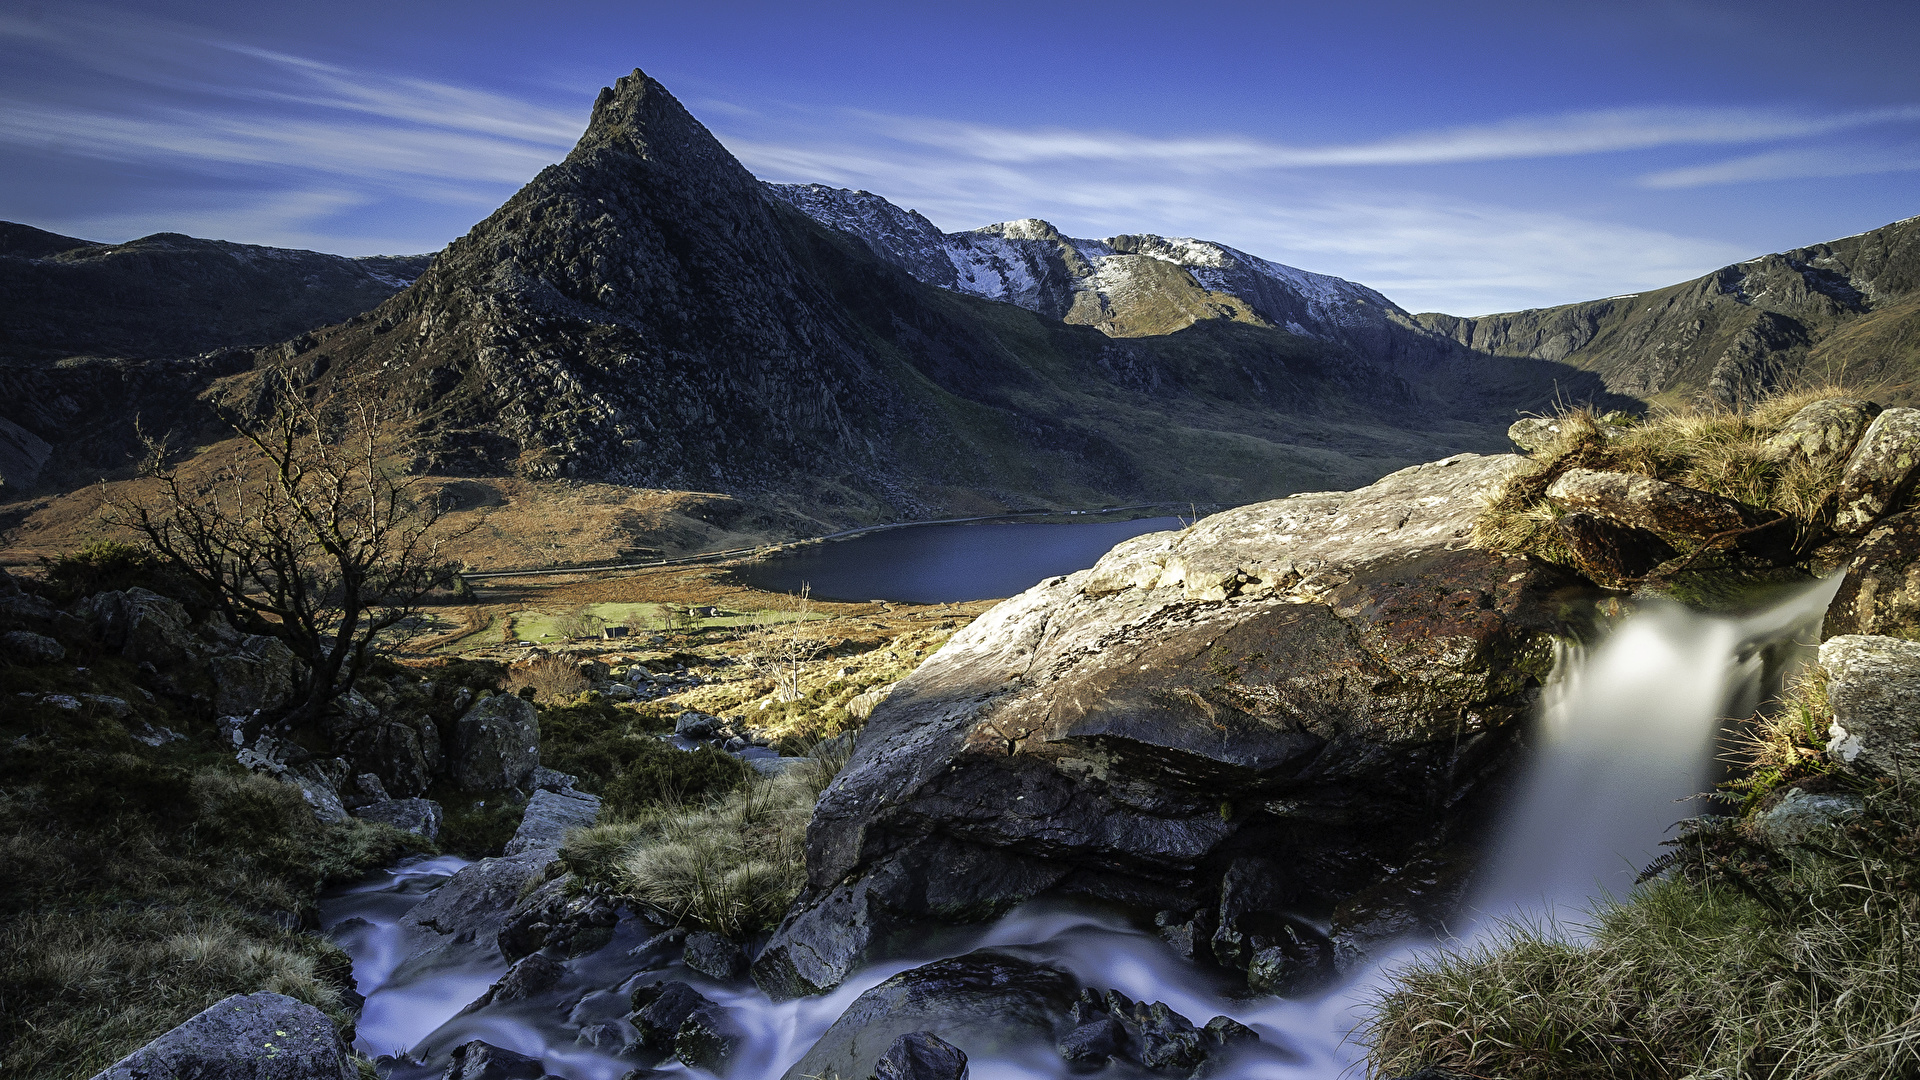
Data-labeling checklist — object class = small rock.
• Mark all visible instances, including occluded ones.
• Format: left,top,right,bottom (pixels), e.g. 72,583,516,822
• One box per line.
575,1019,638,1052
1506,416,1565,454
1057,1017,1125,1067
353,798,444,839
674,711,719,738
876,1030,969,1080
1138,1002,1206,1072
1749,789,1864,851
1203,1015,1259,1047
440,1039,544,1080
87,992,355,1080
530,766,580,792
354,773,392,801
78,693,133,719
1834,407,1920,533
1821,634,1920,778
3,629,64,663
846,682,899,720
1762,397,1879,470
681,930,748,981
673,1002,743,1071
630,981,710,1049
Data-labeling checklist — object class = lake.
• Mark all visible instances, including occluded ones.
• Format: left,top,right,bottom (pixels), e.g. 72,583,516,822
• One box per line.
735,516,1185,603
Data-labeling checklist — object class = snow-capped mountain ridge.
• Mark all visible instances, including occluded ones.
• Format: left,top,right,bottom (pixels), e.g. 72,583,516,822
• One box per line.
764,182,1410,345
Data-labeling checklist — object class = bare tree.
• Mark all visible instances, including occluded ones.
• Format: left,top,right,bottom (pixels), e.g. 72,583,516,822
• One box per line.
112,374,466,724
748,585,824,702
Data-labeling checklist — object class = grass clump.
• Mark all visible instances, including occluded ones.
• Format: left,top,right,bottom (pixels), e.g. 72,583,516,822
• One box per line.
561,746,847,939
1476,386,1868,576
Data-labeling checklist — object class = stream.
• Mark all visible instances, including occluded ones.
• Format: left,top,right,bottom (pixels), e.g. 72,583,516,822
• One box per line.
321,576,1842,1079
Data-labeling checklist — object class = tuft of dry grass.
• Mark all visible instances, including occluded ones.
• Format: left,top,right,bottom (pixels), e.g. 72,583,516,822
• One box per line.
505,654,592,702
561,743,849,940
1475,385,1869,573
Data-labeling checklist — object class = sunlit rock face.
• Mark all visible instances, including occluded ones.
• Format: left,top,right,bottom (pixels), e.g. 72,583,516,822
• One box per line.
757,453,1605,997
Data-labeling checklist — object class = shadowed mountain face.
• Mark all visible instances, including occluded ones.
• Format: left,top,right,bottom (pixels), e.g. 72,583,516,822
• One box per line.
247,70,1598,522
1416,216,1920,408
0,223,429,365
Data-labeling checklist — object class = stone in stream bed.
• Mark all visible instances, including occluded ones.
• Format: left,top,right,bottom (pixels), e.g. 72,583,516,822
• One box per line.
440,1039,544,1079
629,980,711,1050
88,992,355,1080
681,929,748,981
875,1031,969,1080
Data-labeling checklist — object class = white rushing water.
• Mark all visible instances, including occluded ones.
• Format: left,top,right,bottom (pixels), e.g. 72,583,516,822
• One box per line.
322,577,1840,1079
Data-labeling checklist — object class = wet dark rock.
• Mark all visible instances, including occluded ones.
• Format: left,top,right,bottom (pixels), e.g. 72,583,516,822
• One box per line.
1821,634,1920,779
88,992,355,1080
780,951,1076,1080
629,981,710,1050
672,1001,743,1071
1825,511,1920,639
503,788,601,856
1138,1002,1206,1073
758,455,1600,999
499,878,620,961
398,852,551,971
452,694,541,791
1834,407,1920,533
1203,1015,1259,1047
464,952,565,1012
575,1018,638,1053
441,1039,544,1080
1057,1017,1126,1068
876,1031,970,1080
1553,512,1679,585
681,929,747,981
3,629,63,663
353,797,444,839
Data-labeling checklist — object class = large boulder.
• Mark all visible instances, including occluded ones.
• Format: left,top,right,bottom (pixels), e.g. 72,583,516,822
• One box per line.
209,635,299,716
4,629,65,663
1545,468,1765,539
88,992,355,1080
1833,407,1920,533
77,587,205,670
1824,511,1920,640
451,693,540,791
756,454,1598,998
1821,634,1920,779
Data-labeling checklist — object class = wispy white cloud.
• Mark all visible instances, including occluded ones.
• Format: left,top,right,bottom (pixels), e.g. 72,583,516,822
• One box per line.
1639,144,1920,188
861,104,1920,171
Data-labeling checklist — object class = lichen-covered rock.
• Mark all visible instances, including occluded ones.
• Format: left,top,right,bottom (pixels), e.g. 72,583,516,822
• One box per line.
210,635,299,716
1506,417,1565,454
1834,407,1920,533
88,992,354,1080
1825,511,1920,639
452,693,540,791
1545,468,1764,540
502,787,600,856
1762,397,1879,469
673,1001,744,1071
3,629,64,663
1748,788,1864,852
756,455,1599,998
352,797,443,839
1821,634,1920,778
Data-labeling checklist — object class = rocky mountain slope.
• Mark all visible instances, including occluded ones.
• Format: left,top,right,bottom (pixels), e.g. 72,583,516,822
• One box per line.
243,70,1593,527
766,183,1450,366
0,222,429,365
1417,215,1920,408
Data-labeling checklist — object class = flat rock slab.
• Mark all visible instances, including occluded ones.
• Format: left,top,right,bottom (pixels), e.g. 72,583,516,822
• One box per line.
503,788,602,856
89,992,354,1080
397,852,550,972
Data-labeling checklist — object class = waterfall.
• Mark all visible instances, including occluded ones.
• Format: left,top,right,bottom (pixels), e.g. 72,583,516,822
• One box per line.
320,576,1844,1079
1466,574,1842,927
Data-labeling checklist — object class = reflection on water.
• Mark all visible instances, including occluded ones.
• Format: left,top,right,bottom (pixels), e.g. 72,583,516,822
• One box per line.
735,517,1184,603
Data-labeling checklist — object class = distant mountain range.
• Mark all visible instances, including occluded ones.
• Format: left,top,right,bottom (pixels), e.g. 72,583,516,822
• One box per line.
0,67,1914,546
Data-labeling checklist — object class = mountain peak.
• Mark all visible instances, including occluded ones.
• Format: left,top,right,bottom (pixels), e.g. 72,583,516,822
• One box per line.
976,218,1066,243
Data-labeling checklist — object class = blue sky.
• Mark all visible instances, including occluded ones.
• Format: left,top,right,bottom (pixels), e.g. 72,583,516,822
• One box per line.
2,1,1916,315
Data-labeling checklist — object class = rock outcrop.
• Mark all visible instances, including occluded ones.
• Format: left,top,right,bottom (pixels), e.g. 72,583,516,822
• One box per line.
450,693,541,791
87,992,355,1080
1824,510,1920,639
756,454,1599,997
